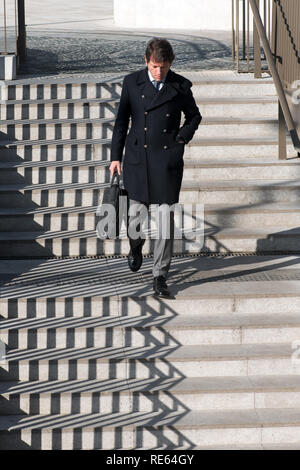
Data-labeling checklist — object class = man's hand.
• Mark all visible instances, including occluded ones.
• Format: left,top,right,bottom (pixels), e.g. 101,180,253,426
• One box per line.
109,161,121,176
175,134,186,144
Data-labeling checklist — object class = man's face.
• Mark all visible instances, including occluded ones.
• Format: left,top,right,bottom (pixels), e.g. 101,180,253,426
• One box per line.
145,56,171,82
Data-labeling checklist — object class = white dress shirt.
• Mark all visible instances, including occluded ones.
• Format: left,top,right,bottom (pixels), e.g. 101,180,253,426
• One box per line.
148,70,166,91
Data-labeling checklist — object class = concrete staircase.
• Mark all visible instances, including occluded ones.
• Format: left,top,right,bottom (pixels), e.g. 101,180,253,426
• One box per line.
0,71,300,257
1,71,300,449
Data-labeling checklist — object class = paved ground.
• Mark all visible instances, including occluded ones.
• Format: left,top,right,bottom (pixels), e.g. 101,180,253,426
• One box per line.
1,254,300,298
1,0,265,78
19,30,235,77
24,0,114,31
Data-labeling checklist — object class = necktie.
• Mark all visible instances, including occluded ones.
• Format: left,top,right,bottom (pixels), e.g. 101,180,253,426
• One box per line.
153,80,162,90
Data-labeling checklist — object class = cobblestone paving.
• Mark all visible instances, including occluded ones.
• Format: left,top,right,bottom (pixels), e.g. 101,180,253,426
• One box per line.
18,31,238,78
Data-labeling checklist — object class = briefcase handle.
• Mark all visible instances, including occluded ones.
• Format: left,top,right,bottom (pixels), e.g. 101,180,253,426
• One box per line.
111,169,120,187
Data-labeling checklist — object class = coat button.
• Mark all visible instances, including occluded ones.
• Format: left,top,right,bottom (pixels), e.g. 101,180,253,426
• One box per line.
141,95,145,98
144,127,148,131
163,129,167,133
144,111,148,115
144,144,148,148
163,145,168,149
166,113,170,117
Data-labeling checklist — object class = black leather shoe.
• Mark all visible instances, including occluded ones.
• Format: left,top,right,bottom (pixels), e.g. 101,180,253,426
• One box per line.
153,275,171,298
127,240,145,272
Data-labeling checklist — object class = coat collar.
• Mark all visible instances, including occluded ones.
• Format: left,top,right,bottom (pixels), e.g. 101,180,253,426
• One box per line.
136,67,180,111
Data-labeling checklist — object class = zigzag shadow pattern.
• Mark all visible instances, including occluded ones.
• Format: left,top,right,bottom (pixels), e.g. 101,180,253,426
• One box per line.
0,80,125,258
1,294,195,449
1,80,193,449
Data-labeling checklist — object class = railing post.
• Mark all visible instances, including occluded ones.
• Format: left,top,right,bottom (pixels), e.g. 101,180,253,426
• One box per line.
17,0,26,64
247,0,250,72
232,0,272,74
235,0,240,72
232,0,236,62
253,0,262,77
242,0,246,59
278,102,287,159
270,0,277,55
271,1,286,159
249,0,300,155
3,0,8,54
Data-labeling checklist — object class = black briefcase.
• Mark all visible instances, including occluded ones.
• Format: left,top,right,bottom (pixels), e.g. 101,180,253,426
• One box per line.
96,170,128,239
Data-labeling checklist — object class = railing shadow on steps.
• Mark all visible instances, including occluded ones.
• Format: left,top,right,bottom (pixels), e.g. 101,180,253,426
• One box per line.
0,369,32,449
3,252,300,448
2,77,300,448
0,97,120,259
0,109,198,450
191,172,300,257
0,292,196,449
169,252,300,298
0,105,191,448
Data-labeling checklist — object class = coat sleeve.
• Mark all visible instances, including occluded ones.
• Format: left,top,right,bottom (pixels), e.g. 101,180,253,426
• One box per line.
178,86,202,144
110,76,131,162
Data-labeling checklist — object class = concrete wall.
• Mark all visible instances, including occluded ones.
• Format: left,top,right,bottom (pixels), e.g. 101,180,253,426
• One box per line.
113,0,232,30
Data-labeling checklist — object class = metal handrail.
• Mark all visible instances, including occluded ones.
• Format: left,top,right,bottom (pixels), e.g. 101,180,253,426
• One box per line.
272,0,300,86
232,0,272,75
249,0,300,155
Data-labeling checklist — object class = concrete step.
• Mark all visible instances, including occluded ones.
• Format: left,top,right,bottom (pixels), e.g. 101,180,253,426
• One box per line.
2,312,300,349
1,73,274,102
1,407,300,449
1,152,292,172
185,136,297,159
2,179,300,208
2,374,300,415
0,97,119,121
1,86,276,110
205,202,300,228
0,296,123,319
1,136,297,161
1,79,123,101
0,95,278,122
3,157,300,185
192,96,278,119
0,142,104,163
0,206,98,231
0,206,98,232
0,140,107,171
1,342,299,381
178,179,300,204
1,272,300,313
0,161,108,185
2,202,300,233
0,117,115,141
0,182,102,208
183,158,300,180
139,444,300,450
1,225,300,255
193,83,276,98
195,117,280,138
0,116,281,141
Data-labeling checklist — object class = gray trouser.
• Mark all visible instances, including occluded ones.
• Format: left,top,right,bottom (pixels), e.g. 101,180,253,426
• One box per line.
128,199,174,278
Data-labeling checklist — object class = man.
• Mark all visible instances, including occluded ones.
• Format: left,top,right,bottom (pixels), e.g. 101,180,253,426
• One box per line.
109,37,201,298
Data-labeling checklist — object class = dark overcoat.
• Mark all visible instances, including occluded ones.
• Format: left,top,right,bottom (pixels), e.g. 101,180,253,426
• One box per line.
110,67,202,204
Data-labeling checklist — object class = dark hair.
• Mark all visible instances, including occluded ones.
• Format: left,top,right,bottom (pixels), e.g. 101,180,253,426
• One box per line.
145,37,175,64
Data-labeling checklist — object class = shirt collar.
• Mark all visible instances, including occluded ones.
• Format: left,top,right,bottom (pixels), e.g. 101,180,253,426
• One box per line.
147,69,166,85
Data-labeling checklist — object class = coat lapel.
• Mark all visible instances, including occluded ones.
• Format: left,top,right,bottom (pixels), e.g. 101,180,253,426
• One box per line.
136,67,179,111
